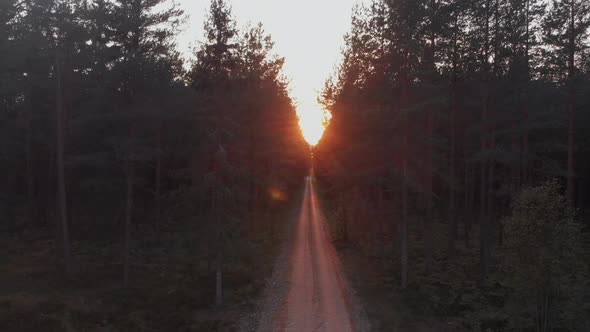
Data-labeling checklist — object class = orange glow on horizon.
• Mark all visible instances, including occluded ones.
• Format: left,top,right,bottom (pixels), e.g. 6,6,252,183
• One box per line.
297,105,331,146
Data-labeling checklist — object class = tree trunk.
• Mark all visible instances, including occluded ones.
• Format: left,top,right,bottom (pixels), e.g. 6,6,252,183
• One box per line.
566,0,576,204
512,110,520,188
469,162,476,245
214,189,223,307
46,137,56,227
215,249,223,307
400,59,409,289
401,149,408,289
25,87,34,224
522,0,531,186
448,82,457,257
56,50,72,277
425,106,434,273
480,96,489,282
155,127,162,240
480,0,491,283
567,91,575,204
447,5,460,257
463,159,471,247
487,104,496,259
123,143,134,288
377,185,385,240
424,0,437,273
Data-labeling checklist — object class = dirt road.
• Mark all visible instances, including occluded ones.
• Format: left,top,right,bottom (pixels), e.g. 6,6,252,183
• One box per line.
253,176,365,332
283,176,354,331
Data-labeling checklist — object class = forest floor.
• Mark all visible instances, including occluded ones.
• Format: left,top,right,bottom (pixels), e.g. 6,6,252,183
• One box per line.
333,221,507,332
0,212,289,331
311,182,512,331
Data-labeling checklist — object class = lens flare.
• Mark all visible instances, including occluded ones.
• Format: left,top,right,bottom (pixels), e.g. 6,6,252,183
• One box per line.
297,105,331,146
269,187,288,202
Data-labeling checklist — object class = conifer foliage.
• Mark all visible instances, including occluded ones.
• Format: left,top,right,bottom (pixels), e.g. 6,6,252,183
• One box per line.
0,0,306,294
316,0,590,329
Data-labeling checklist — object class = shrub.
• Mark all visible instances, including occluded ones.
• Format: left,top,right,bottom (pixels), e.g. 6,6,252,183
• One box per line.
499,180,586,332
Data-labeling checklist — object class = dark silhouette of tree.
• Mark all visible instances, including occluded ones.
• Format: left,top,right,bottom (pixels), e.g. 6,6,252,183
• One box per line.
316,0,590,311
542,0,590,204
188,0,306,306
1,0,305,296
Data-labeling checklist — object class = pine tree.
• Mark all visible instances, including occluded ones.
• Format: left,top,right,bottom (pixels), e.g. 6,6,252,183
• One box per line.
542,0,590,204
110,0,183,287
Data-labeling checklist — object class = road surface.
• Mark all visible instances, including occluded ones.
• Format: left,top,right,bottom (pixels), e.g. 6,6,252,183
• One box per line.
264,176,356,332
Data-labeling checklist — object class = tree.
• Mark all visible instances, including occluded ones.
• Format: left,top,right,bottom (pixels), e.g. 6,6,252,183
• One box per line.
110,0,184,287
190,0,238,304
17,0,54,226
542,0,590,204
500,180,584,331
189,0,306,306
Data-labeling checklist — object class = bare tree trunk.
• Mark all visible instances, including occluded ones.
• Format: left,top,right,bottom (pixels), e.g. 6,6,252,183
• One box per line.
46,137,56,227
463,159,471,247
377,185,385,240
522,0,531,186
424,0,437,272
535,296,541,332
448,9,460,257
401,149,408,289
25,87,34,224
480,0,491,284
155,127,162,240
469,164,476,246
487,102,496,258
511,11,522,190
216,249,223,307
521,0,531,184
512,112,520,188
480,96,489,282
123,143,134,288
522,106,530,184
56,50,72,277
400,68,409,289
566,1,576,204
543,295,549,332
448,83,457,257
214,189,223,307
567,91,575,204
425,107,434,273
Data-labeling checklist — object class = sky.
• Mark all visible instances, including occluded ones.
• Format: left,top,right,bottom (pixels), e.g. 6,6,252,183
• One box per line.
176,0,368,124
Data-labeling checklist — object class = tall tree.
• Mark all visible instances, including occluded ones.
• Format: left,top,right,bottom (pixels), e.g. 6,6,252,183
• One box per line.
52,0,80,277
111,0,183,287
543,0,590,204
190,0,238,306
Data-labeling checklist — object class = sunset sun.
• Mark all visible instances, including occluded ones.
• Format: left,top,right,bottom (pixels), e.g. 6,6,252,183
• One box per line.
297,105,331,146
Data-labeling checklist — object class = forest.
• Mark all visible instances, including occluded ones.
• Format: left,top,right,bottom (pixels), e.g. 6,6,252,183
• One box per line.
1,0,308,330
315,0,590,330
1,0,589,331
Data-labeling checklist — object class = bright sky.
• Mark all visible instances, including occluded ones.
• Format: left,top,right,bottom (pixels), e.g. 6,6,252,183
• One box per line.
176,0,368,144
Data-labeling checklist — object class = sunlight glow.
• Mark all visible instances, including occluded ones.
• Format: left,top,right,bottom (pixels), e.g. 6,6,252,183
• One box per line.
177,0,369,120
297,104,331,146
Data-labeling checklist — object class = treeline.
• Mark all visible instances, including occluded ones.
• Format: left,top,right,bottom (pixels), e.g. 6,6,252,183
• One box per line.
0,0,306,295
316,0,589,330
